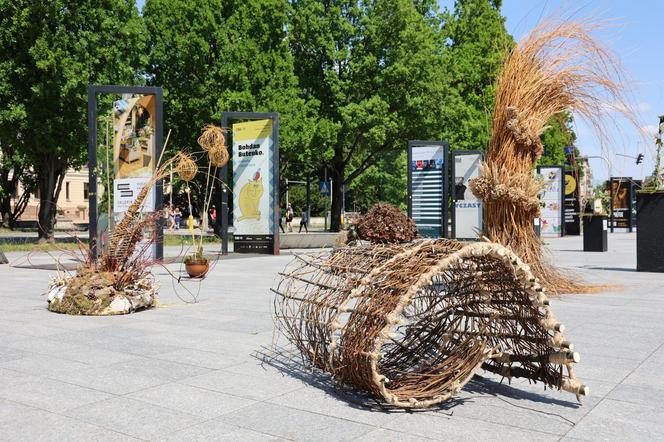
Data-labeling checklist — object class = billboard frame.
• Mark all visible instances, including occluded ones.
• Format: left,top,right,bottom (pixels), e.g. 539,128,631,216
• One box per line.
536,165,565,238
87,85,164,260
219,112,280,255
407,140,449,238
451,149,483,240
609,176,634,233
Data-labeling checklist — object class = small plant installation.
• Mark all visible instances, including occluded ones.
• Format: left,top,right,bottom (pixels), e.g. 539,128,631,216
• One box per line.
47,153,183,315
46,124,228,314
182,125,229,278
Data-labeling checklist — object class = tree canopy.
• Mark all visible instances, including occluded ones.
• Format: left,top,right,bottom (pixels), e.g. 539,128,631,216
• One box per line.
0,0,145,237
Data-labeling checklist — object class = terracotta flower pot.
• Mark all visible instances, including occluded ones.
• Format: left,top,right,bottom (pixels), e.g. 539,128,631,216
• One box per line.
185,261,209,278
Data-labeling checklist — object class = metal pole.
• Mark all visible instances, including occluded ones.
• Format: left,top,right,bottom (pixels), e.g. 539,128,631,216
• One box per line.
286,178,289,207
169,162,173,208
306,174,311,218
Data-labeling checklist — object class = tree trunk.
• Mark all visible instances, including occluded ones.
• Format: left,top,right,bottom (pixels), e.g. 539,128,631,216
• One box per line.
37,159,65,241
330,161,344,232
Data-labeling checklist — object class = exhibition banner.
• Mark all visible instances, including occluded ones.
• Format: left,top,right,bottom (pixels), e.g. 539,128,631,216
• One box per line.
538,166,564,237
452,151,482,239
563,170,580,235
232,119,275,252
610,177,633,231
408,141,448,238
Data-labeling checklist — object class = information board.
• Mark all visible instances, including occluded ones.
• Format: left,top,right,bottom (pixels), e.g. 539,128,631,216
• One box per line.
232,118,276,253
537,166,564,237
408,141,448,238
452,151,482,240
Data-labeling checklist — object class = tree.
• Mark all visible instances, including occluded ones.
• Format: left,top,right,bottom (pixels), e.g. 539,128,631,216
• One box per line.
438,0,513,150
0,145,36,228
143,0,318,221
290,0,451,230
538,113,576,166
0,0,145,240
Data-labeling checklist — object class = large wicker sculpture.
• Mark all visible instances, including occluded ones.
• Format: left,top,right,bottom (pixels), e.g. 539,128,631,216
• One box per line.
273,239,587,408
472,20,635,293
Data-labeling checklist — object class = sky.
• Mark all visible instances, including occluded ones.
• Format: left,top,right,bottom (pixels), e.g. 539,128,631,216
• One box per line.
136,0,663,183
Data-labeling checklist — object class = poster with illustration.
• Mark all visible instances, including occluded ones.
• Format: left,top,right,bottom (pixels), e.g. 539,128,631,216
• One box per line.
113,94,156,179
538,166,564,237
610,177,632,230
232,119,274,241
452,151,482,239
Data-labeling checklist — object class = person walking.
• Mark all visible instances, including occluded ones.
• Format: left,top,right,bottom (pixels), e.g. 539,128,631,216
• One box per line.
279,207,285,233
298,208,309,233
286,203,294,232
174,207,182,230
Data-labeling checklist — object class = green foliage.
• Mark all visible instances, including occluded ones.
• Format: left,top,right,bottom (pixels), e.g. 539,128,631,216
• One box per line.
143,0,317,169
290,0,455,229
287,183,330,218
0,0,146,236
348,150,407,212
438,0,514,151
538,113,576,166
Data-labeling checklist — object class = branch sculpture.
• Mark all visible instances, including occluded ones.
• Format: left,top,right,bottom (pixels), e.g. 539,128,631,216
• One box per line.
273,239,587,408
472,20,636,293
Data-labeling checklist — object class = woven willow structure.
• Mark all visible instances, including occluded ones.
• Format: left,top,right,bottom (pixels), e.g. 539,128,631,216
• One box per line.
273,239,588,408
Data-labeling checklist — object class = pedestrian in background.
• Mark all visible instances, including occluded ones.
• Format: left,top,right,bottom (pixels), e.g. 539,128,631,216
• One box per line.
286,203,294,232
299,209,309,233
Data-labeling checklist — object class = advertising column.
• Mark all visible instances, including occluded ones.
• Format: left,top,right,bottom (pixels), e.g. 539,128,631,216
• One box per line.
408,141,448,238
451,151,483,240
537,166,564,237
232,119,275,253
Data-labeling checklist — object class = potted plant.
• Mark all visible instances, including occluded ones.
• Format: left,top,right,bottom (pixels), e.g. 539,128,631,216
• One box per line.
184,244,210,278
178,125,229,278
636,116,664,272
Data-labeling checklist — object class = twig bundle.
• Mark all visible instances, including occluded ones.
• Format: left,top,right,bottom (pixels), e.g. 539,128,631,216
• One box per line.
355,203,419,244
273,239,587,408
472,20,636,293
176,153,198,182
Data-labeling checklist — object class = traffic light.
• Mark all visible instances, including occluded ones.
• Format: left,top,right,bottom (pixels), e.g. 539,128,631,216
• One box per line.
636,153,644,165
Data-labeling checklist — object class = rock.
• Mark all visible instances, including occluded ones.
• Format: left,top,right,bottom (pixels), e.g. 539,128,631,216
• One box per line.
47,285,66,303
0,252,7,264
108,295,131,313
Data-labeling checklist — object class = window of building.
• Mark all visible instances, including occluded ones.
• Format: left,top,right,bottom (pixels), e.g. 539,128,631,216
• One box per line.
83,182,89,200
65,182,70,201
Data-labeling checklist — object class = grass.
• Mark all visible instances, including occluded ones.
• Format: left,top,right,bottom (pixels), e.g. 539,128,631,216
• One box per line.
0,242,81,253
0,233,220,253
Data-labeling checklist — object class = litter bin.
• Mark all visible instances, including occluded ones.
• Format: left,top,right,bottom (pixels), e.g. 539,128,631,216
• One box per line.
582,215,607,252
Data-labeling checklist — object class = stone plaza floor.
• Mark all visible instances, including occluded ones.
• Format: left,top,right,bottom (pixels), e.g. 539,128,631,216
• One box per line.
1,232,663,441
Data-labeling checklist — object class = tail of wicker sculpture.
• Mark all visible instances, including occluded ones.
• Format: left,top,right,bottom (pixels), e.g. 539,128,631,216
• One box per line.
272,239,588,408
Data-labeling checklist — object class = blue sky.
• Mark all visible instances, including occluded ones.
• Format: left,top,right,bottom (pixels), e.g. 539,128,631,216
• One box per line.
137,0,662,182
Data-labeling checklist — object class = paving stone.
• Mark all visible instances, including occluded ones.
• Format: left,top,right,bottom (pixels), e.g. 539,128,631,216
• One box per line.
66,397,204,440
149,347,248,370
126,382,256,419
565,398,664,440
218,401,376,442
160,417,283,441
0,376,112,413
182,368,304,401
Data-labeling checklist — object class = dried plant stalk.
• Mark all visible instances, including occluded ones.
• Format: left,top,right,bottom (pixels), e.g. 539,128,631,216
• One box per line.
273,239,588,408
197,124,226,152
473,19,637,293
